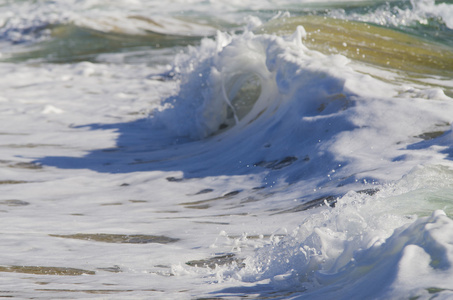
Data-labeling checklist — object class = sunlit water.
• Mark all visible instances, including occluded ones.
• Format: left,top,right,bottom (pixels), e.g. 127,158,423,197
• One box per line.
1,0,453,299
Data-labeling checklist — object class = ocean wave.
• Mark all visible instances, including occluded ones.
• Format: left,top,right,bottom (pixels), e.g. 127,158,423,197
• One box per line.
0,1,217,47
329,0,453,30
151,27,356,139
2,1,453,298
174,166,453,299
150,24,452,188
238,207,453,299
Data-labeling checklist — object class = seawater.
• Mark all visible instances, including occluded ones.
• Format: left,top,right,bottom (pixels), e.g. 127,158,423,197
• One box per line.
1,0,453,299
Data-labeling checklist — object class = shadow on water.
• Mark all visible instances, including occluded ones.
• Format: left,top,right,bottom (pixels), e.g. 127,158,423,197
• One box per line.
405,128,453,161
33,114,346,191
34,114,453,196
204,283,306,300
34,118,205,175
34,117,285,179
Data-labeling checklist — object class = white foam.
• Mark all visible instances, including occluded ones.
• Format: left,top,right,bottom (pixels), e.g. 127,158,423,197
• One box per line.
148,26,453,297
1,1,453,299
152,28,453,187
202,167,453,299
329,0,453,29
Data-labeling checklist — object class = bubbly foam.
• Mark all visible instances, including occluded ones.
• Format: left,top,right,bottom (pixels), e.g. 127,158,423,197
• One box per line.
181,166,453,299
152,26,453,188
150,22,453,298
329,0,453,30
1,1,453,299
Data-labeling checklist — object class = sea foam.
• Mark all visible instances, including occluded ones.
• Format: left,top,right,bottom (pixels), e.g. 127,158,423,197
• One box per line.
151,25,453,188
1,1,453,299
196,166,453,299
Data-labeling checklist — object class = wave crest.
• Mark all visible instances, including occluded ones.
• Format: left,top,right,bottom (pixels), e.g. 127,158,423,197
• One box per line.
152,27,352,139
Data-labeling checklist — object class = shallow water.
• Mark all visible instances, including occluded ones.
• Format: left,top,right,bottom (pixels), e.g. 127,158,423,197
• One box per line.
1,0,453,299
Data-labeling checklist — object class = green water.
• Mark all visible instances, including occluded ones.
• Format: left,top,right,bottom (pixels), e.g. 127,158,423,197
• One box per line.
1,24,203,63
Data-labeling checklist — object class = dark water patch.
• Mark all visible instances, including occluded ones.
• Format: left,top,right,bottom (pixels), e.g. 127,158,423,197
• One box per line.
194,189,214,195
97,265,122,273
240,197,259,204
180,199,212,207
129,200,148,203
180,190,241,209
127,110,148,116
426,287,453,294
186,188,215,197
254,156,298,170
218,123,229,130
227,234,283,240
0,180,29,185
405,124,452,158
166,176,184,182
148,71,178,82
273,195,337,214
416,131,445,140
186,253,244,269
356,188,379,196
0,265,95,276
254,159,276,169
223,191,241,197
0,294,14,298
186,204,210,209
274,189,379,215
193,221,230,225
50,233,179,244
8,162,42,170
100,202,123,206
0,200,30,206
